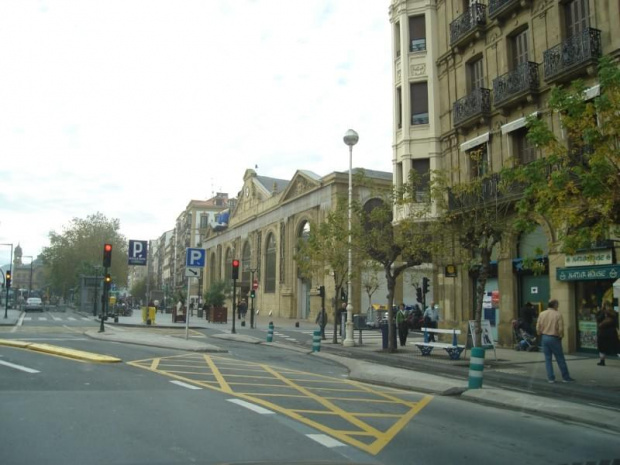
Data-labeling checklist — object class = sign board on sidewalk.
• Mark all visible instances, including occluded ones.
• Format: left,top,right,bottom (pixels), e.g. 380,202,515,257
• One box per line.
128,240,148,266
186,248,206,267
467,319,497,360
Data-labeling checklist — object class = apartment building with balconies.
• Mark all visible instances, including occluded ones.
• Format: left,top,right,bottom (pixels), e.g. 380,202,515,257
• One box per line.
433,0,620,351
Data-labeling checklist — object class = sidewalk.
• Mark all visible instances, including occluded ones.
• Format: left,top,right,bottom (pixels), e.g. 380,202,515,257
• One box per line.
0,309,22,326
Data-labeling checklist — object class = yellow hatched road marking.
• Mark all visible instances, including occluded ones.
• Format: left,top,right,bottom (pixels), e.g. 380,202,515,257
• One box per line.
127,353,433,455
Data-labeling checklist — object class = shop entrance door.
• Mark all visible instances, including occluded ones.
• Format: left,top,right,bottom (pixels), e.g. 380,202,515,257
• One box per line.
520,274,549,316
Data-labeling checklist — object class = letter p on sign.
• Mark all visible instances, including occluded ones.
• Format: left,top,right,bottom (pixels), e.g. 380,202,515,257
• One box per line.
186,248,206,267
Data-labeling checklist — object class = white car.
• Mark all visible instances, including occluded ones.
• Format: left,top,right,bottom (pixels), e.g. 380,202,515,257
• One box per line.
25,297,43,312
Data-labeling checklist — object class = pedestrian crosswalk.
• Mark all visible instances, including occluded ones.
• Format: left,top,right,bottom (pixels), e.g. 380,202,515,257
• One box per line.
23,315,91,322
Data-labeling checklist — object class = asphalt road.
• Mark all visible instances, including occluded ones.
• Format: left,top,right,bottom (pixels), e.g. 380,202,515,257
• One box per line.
1,311,618,465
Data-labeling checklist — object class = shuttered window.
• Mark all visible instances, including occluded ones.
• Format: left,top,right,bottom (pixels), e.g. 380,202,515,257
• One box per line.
410,82,429,125
512,29,529,69
565,0,590,37
409,15,426,51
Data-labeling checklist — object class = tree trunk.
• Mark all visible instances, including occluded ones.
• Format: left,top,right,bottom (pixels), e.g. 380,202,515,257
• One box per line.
385,271,396,352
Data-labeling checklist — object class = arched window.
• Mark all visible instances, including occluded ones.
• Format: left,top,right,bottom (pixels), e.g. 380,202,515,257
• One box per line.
225,248,233,282
265,233,276,293
242,242,251,285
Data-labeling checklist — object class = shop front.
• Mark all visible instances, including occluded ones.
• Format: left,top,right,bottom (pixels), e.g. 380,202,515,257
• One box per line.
556,254,620,353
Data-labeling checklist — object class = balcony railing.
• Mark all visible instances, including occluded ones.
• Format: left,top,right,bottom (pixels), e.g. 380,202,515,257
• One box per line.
543,28,601,82
493,61,540,108
448,173,524,210
453,88,491,128
450,3,486,47
488,0,521,20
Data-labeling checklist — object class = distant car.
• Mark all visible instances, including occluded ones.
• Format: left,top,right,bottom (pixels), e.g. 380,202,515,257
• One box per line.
24,297,43,312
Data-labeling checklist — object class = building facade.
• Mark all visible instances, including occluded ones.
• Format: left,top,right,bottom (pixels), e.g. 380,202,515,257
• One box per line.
429,0,620,352
201,168,392,322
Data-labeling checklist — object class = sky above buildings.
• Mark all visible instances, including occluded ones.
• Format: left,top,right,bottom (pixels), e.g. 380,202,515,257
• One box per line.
0,0,393,262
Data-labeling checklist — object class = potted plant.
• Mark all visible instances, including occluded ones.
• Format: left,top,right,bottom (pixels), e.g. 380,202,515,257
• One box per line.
203,280,231,323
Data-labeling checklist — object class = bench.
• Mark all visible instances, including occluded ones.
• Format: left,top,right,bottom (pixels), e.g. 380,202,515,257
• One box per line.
414,327,465,360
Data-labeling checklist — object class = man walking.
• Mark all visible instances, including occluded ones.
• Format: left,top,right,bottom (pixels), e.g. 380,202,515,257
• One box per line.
423,301,440,342
396,303,408,347
536,299,575,384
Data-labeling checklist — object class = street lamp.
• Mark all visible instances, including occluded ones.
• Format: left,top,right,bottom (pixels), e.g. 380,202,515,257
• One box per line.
1,243,13,318
343,129,359,347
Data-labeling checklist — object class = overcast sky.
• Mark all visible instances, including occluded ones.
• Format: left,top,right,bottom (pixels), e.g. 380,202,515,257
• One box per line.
0,0,393,264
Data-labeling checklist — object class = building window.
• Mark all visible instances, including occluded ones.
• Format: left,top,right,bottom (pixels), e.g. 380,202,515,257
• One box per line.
514,128,536,165
565,0,590,37
467,57,484,92
242,242,251,285
225,248,233,283
511,28,529,69
396,87,402,129
200,214,209,228
410,82,429,125
409,15,426,52
411,158,430,202
265,233,276,293
395,21,401,58
468,144,488,178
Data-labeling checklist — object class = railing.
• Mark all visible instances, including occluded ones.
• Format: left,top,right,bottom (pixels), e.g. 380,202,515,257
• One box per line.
543,28,601,81
450,3,486,46
453,88,491,127
448,173,524,210
493,61,540,107
488,0,519,19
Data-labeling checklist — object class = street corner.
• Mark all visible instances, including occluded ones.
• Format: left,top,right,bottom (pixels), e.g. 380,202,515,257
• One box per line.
84,329,228,353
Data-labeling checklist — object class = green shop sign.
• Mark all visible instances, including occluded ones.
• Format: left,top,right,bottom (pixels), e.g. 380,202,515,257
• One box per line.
556,264,620,282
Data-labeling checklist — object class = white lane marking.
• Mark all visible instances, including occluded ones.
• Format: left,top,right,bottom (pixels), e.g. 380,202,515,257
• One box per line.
170,380,203,390
227,399,275,415
0,360,40,373
81,317,90,321
588,403,620,412
52,316,62,321
15,338,87,341
306,434,346,448
67,317,76,321
23,317,32,321
38,317,47,321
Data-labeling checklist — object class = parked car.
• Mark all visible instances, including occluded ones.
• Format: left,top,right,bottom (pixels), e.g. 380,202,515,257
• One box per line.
24,297,44,312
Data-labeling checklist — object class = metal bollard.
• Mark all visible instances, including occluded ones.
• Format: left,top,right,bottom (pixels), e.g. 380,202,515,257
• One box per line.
468,346,485,389
312,330,321,352
266,321,274,342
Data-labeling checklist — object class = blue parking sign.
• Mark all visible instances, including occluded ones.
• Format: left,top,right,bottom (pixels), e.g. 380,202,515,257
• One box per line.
128,240,148,266
186,248,206,267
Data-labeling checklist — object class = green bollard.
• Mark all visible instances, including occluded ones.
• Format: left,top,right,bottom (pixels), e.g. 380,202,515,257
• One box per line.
312,330,321,352
266,321,274,342
468,346,485,389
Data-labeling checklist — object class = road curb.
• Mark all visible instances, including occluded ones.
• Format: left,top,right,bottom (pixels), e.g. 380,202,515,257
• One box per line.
0,338,121,363
84,330,227,353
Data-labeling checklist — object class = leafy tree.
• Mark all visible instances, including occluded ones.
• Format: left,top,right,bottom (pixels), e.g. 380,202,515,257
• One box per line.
504,57,620,253
41,212,128,299
130,274,156,304
353,172,432,352
431,154,516,346
203,280,232,308
295,201,350,344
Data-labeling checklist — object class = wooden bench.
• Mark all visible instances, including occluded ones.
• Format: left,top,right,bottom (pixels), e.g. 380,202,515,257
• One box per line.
414,327,465,360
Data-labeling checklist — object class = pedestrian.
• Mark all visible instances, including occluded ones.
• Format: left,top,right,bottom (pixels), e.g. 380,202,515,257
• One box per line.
396,303,408,347
596,301,620,366
520,301,536,335
536,299,575,383
423,301,440,342
238,299,248,319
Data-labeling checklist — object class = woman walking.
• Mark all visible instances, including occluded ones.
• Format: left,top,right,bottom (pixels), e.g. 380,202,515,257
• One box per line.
596,302,619,366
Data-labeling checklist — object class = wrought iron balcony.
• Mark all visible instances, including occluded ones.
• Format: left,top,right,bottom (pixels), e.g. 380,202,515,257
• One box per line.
448,173,524,210
450,3,486,48
453,88,491,128
488,0,524,21
493,61,540,109
543,28,601,82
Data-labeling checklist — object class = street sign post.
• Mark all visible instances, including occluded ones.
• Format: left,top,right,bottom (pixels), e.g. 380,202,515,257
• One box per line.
185,248,206,340
128,240,148,266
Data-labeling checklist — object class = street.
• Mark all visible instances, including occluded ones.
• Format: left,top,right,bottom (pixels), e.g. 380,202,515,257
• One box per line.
1,310,619,465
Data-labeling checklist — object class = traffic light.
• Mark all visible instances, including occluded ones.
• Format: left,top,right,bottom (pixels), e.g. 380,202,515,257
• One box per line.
5,271,11,289
416,287,423,303
340,288,347,302
232,259,240,280
103,243,113,268
104,273,111,291
422,277,430,295
318,285,325,298
250,289,255,299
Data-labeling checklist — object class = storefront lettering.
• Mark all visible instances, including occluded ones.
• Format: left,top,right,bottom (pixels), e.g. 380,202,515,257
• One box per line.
565,250,612,267
556,264,620,281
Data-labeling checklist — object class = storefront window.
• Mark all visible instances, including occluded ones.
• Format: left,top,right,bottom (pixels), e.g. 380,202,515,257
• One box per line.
575,280,615,351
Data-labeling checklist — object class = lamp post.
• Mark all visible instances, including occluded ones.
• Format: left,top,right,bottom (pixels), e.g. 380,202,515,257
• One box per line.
343,129,359,347
1,243,13,318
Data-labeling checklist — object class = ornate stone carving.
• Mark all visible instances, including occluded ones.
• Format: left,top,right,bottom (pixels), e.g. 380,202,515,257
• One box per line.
410,63,426,76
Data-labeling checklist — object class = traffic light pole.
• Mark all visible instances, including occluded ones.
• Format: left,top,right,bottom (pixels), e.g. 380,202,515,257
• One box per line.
232,277,237,334
250,269,257,329
99,266,108,333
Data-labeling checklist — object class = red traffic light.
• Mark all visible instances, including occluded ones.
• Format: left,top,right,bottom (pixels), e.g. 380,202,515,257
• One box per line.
232,259,240,268
232,259,240,280
252,280,258,290
104,244,112,252
103,243,113,267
